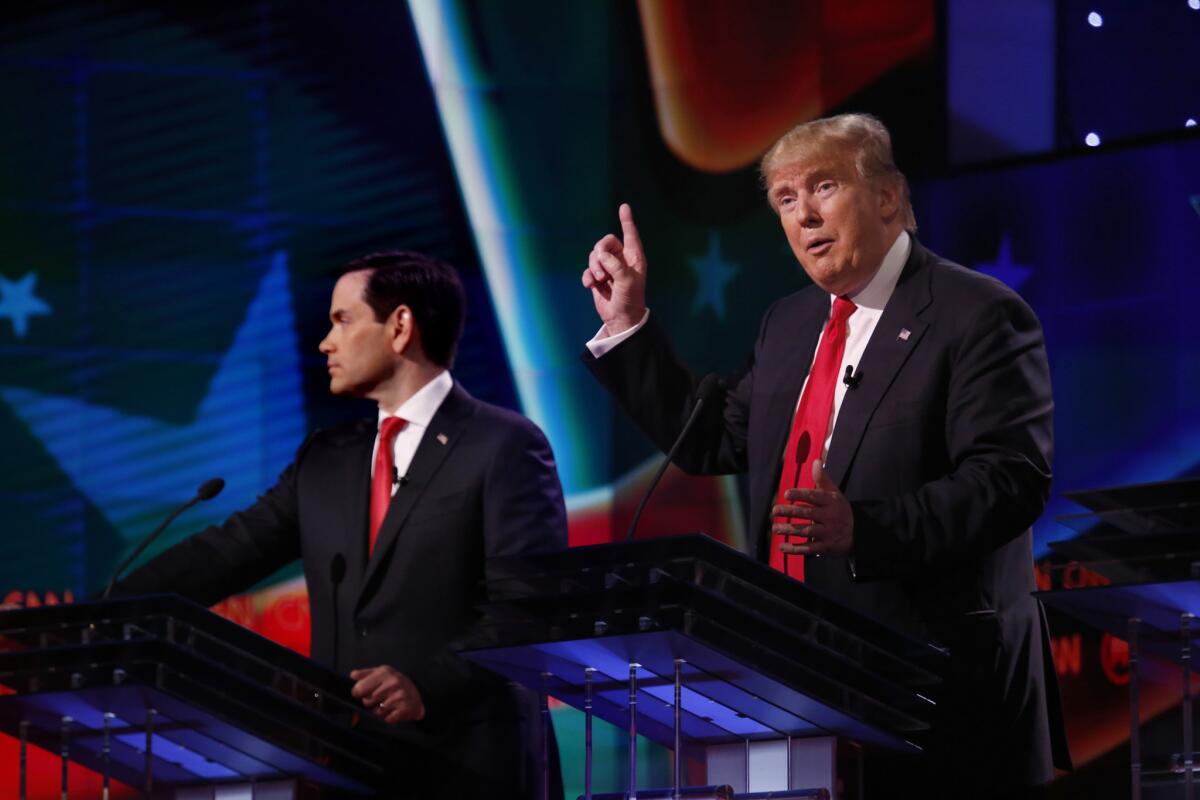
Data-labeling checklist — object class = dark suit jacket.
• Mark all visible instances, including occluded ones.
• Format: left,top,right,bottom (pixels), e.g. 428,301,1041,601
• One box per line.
114,382,568,797
584,240,1070,794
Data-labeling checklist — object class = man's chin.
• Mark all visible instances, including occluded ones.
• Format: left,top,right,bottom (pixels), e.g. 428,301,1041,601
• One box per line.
328,381,371,400
801,264,867,297
798,264,842,294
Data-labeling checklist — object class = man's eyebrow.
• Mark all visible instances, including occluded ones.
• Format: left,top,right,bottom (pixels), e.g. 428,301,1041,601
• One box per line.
769,180,796,201
802,165,837,183
330,308,350,321
771,166,830,192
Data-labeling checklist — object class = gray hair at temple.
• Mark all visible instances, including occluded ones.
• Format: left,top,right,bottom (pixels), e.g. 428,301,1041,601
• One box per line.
760,113,917,232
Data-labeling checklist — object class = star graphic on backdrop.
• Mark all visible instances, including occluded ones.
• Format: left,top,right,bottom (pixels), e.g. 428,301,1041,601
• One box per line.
0,252,306,545
0,272,52,338
688,230,739,321
974,235,1033,289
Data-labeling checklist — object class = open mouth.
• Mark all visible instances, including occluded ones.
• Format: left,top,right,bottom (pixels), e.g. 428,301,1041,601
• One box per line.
807,238,834,255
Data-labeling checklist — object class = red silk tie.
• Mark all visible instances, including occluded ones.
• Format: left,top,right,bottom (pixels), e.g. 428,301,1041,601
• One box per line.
770,296,857,581
369,417,407,555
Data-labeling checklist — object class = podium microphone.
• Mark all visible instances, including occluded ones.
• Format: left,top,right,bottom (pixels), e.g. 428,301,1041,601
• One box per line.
102,478,225,600
625,374,724,542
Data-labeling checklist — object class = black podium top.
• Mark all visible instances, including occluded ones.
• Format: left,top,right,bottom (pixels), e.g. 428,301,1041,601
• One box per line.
1039,478,1200,662
461,534,946,753
0,594,442,795
1050,477,1200,583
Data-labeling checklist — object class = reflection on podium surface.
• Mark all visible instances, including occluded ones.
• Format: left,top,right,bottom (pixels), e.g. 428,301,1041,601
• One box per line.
1040,478,1200,800
0,594,447,798
461,534,946,799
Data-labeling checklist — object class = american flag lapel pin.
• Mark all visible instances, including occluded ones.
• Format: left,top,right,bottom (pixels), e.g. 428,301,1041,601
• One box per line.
898,328,911,341
436,433,449,445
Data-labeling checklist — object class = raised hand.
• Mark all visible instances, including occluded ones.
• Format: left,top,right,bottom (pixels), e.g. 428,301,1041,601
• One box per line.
582,203,648,335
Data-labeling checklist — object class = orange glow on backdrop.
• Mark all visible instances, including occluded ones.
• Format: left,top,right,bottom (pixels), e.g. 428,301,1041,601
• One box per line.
637,0,934,173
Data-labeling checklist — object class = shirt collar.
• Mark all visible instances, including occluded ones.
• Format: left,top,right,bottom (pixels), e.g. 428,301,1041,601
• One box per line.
841,229,911,312
377,370,453,430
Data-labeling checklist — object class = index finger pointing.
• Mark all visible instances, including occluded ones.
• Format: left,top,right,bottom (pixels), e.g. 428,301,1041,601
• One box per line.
618,203,644,264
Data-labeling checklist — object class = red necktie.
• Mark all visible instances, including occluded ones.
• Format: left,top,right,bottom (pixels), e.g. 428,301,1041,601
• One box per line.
770,297,856,581
369,417,407,555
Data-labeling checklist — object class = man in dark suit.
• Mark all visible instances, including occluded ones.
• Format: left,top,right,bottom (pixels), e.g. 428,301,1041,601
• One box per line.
114,251,568,798
580,114,1069,796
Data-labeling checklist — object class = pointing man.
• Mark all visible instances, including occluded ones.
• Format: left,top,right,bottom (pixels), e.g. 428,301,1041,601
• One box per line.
581,114,1069,796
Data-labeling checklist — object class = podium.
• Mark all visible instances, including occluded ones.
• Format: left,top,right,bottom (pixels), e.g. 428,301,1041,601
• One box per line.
0,595,448,798
1037,478,1200,800
460,534,947,798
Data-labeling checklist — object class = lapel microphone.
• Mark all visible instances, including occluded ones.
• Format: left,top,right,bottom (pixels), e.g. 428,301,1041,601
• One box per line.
392,466,408,487
843,365,862,389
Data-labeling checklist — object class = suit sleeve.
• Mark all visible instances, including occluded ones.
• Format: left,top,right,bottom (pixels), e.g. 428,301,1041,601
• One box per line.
108,438,311,604
850,288,1054,579
581,310,761,476
480,419,569,559
404,419,568,714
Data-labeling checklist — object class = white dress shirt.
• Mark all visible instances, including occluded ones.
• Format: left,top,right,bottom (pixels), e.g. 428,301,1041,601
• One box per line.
587,231,912,463
373,369,454,495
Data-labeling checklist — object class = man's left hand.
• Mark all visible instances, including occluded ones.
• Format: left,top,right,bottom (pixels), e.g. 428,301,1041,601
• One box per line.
771,460,854,557
350,665,426,724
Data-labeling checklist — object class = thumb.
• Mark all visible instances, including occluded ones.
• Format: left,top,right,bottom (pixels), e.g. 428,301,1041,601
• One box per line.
811,459,836,490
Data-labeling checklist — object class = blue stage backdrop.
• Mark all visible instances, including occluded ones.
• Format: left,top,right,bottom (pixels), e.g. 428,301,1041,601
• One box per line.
1,2,1198,797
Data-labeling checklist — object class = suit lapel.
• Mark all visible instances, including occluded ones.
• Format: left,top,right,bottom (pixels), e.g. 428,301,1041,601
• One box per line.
338,420,375,582
823,243,934,487
748,291,830,560
760,291,830,479
355,384,476,609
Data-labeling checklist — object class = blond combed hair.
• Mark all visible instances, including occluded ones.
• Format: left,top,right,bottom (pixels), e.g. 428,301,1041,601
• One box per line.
760,113,917,231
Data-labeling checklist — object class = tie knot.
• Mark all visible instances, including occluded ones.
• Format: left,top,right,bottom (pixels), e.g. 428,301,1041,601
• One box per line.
831,297,857,324
379,416,407,443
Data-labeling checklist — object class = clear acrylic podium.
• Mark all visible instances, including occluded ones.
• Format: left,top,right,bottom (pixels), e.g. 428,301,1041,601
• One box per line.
1038,478,1200,800
460,534,948,799
0,595,450,798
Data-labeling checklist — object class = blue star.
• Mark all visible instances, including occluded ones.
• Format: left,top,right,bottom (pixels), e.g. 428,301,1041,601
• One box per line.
0,252,306,550
975,235,1033,290
688,230,739,321
0,272,52,338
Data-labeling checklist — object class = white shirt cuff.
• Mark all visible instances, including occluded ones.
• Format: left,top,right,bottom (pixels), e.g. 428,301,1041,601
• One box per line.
585,309,650,358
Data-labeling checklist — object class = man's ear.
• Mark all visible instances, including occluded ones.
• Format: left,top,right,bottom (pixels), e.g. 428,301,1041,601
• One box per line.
877,177,902,222
388,304,415,356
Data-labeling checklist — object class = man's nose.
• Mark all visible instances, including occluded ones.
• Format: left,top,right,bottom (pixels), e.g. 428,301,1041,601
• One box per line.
799,197,821,227
319,333,333,353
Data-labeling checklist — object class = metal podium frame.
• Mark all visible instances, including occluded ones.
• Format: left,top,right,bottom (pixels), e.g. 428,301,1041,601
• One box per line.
0,595,449,798
1038,477,1200,800
460,534,948,799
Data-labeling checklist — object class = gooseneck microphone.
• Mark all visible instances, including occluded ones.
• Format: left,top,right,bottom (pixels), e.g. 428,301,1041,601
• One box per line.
102,478,225,600
625,374,724,542
329,553,346,674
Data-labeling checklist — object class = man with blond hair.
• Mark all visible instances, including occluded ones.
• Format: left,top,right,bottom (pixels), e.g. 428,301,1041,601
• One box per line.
580,113,1070,795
